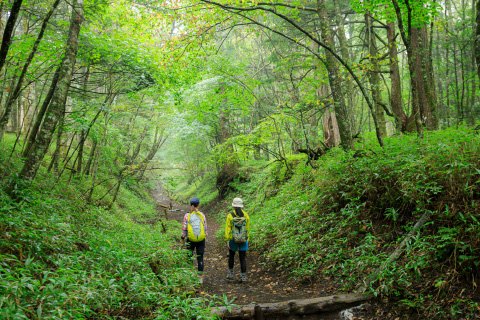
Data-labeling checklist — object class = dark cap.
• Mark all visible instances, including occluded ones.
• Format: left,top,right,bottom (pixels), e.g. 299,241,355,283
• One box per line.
190,197,200,206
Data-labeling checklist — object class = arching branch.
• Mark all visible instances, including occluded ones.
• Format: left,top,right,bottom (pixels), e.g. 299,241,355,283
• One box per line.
199,0,384,146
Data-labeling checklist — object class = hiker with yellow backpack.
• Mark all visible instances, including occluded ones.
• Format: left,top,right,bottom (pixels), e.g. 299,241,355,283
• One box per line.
225,197,250,283
181,197,207,284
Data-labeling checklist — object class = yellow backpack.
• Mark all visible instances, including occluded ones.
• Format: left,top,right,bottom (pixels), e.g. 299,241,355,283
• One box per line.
187,211,206,242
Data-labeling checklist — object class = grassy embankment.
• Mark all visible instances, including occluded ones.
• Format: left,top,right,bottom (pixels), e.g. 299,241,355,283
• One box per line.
0,134,228,320
182,127,480,319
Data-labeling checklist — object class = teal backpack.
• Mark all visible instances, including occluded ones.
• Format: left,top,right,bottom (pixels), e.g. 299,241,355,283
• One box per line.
231,213,247,243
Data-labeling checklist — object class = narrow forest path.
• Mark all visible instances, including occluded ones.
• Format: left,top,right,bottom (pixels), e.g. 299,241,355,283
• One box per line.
150,184,372,319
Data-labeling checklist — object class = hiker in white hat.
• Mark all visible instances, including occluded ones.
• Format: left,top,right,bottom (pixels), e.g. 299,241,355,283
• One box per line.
224,197,250,283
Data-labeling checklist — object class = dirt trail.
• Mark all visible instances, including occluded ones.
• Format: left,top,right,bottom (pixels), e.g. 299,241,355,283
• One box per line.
150,184,369,319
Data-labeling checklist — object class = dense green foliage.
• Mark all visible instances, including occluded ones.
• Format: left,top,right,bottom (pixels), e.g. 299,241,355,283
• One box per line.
0,135,223,320
2,0,480,318
176,128,480,319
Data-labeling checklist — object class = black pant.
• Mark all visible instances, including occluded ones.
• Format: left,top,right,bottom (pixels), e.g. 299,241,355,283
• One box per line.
186,240,205,272
228,249,246,273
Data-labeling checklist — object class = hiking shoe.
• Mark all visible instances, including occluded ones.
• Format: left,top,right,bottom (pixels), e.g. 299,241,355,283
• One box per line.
226,270,234,281
240,274,247,283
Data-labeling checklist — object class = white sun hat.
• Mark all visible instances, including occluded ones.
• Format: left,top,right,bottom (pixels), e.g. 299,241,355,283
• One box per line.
232,198,244,207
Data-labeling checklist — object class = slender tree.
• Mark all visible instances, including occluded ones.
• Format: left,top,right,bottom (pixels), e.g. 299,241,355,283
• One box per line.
0,0,61,142
0,0,24,72
9,0,84,191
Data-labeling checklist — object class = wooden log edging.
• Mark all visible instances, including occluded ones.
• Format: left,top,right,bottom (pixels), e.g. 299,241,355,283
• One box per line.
211,293,374,319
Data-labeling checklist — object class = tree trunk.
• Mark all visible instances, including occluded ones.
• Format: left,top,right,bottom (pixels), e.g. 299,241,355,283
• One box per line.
437,79,445,128
216,83,238,199
22,67,61,157
322,111,340,148
130,122,150,162
83,139,97,176
365,13,387,138
319,83,341,148
0,0,60,142
469,67,477,126
435,22,445,128
47,112,66,173
453,43,463,124
475,0,480,87
10,0,84,188
108,179,122,210
412,26,437,129
387,22,407,132
137,125,167,180
334,0,356,134
0,0,24,72
83,95,114,177
444,4,451,127
74,65,92,175
468,1,476,127
411,27,431,128
391,0,424,138
10,98,19,132
87,114,109,202
316,0,353,150
71,108,103,176
76,130,85,174
426,23,438,129
0,3,4,38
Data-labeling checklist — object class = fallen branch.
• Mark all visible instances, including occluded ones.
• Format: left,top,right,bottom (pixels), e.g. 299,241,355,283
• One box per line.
149,258,165,285
211,293,373,319
363,210,432,290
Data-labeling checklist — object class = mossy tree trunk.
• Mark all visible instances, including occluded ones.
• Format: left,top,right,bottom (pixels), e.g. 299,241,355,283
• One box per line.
10,0,84,190
0,0,61,142
365,12,387,139
316,0,353,150
334,0,356,136
391,0,424,138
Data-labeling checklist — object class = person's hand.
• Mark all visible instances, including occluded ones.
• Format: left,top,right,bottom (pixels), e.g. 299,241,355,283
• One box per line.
226,241,230,249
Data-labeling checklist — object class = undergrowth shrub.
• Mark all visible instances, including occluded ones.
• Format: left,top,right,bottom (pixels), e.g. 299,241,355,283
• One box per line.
0,186,218,319
238,128,480,319
0,139,223,319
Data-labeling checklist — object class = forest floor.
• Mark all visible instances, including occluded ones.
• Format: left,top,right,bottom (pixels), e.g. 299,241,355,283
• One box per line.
149,184,379,320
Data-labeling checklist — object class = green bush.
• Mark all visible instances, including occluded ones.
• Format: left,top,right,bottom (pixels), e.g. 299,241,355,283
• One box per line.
228,127,480,318
0,135,223,319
